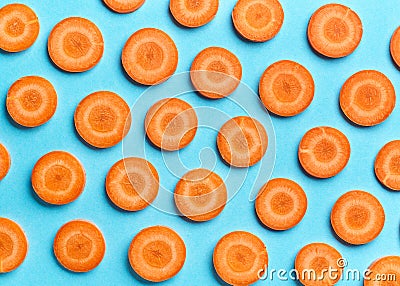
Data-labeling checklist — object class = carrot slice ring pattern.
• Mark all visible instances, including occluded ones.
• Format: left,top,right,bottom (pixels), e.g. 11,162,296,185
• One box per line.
364,256,400,286
190,46,242,99
128,226,186,282
31,151,86,205
170,0,219,28
103,0,145,13
375,140,400,191
0,218,28,273
122,28,178,85
213,231,268,285
391,27,400,68
259,60,314,117
232,0,284,42
307,4,363,58
48,17,104,72
0,143,11,181
0,4,39,52
106,157,159,211
298,126,350,178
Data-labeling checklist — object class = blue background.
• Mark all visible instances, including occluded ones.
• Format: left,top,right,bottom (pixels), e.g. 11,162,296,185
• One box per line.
1,0,400,285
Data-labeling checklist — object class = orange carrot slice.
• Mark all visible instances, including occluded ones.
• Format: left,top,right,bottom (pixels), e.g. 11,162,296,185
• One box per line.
53,220,105,272
48,17,104,72
340,70,396,126
122,28,178,85
74,91,131,149
259,60,315,117
0,218,28,273
174,168,227,221
0,4,39,52
145,98,198,151
106,157,159,211
31,151,86,205
364,256,400,286
307,4,363,58
391,27,400,68
295,243,343,286
128,226,186,282
6,76,58,127
213,231,268,285
298,126,350,178
255,178,307,230
331,190,385,245
190,46,242,99
217,116,268,167
232,0,284,42
170,0,218,28
375,140,400,191
0,143,11,181
103,0,145,13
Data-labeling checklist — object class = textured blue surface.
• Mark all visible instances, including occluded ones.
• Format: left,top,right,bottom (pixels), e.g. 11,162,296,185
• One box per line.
1,0,400,285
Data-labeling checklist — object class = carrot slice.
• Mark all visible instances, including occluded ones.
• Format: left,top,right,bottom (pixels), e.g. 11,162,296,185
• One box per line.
364,256,400,286
255,178,307,230
295,243,343,286
174,168,227,221
375,140,400,191
48,17,104,72
213,231,268,285
391,27,400,68
190,46,242,99
31,151,86,205
331,190,385,245
170,0,219,28
259,60,314,117
74,91,131,149
0,143,11,181
307,4,363,58
128,226,186,282
217,116,268,167
6,76,58,127
298,126,350,178
122,28,178,85
54,220,105,272
0,218,28,273
106,157,159,211
340,70,396,126
145,98,197,151
103,0,145,13
0,4,39,52
232,0,284,42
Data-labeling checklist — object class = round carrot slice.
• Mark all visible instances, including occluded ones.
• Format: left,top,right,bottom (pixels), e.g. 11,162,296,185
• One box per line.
0,218,28,273
375,140,400,191
106,157,159,211
340,70,396,126
259,60,314,117
145,98,197,151
54,220,105,272
31,151,86,205
391,27,400,68
48,17,104,72
74,91,131,149
232,0,284,42
128,226,186,282
122,28,178,85
295,243,343,286
0,4,39,52
364,256,400,286
174,168,227,221
213,231,268,285
307,4,363,58
331,190,385,245
298,126,350,178
103,0,145,13
0,143,11,181
190,46,242,99
255,178,307,230
6,76,58,127
170,0,219,28
217,116,268,167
